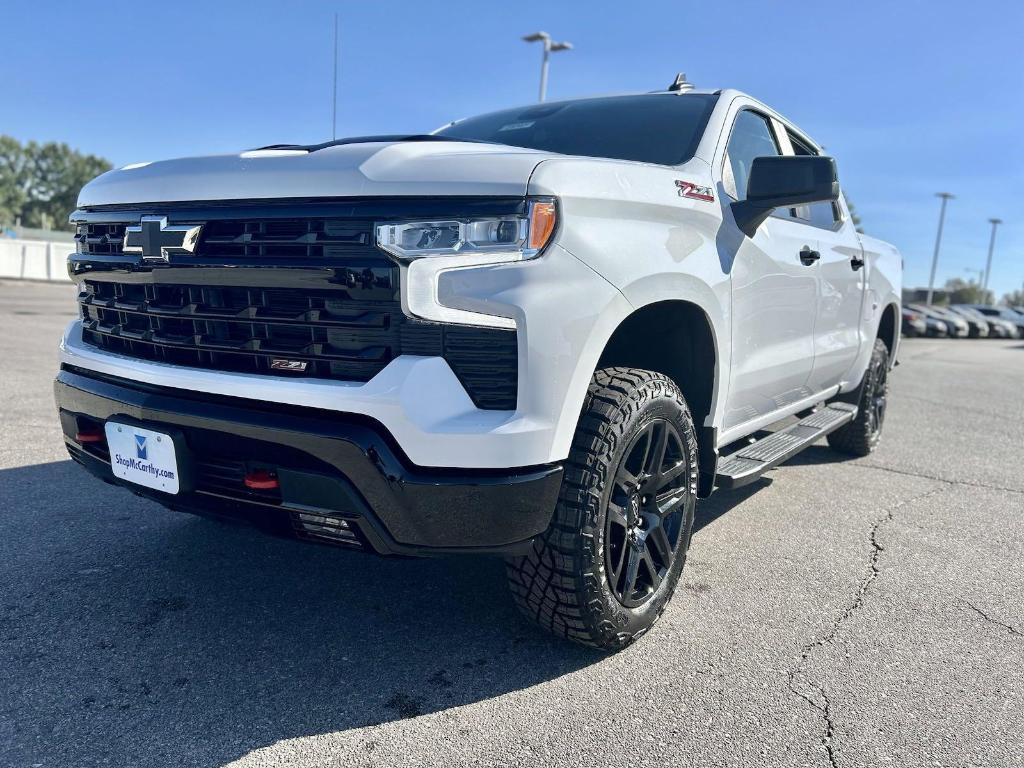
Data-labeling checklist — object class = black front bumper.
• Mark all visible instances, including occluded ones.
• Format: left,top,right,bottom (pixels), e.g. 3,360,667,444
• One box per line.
54,366,561,557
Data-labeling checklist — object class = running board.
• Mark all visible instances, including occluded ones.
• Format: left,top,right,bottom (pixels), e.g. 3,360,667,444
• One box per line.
715,402,858,490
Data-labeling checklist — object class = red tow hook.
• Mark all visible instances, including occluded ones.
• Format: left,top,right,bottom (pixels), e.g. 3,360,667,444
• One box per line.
244,469,280,490
75,429,104,444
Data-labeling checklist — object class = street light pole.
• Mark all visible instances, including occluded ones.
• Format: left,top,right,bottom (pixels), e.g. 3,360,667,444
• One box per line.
522,32,572,102
926,192,954,306
982,217,1002,295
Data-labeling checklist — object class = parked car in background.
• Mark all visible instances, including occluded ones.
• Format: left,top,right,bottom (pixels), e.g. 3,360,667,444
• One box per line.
907,303,968,338
1005,307,1024,329
943,305,989,338
923,315,949,338
958,305,1023,338
902,307,927,337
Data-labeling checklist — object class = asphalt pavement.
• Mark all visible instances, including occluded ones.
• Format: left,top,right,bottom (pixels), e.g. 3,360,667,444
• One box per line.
1,280,1022,768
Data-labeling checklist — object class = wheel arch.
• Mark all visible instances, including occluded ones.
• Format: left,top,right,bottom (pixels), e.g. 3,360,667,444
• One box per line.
878,301,899,358
595,299,720,496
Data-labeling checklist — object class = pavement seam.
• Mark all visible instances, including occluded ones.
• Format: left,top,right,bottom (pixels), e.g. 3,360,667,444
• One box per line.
896,392,1022,420
786,484,950,768
846,462,1024,496
960,599,1024,638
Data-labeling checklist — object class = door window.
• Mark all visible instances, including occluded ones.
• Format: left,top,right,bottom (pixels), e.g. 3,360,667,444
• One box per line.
787,130,842,229
723,111,780,201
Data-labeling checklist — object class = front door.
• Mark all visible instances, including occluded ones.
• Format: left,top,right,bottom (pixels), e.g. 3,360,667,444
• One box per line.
721,110,818,431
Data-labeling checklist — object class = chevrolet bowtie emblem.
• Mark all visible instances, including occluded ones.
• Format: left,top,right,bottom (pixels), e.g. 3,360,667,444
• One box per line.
123,216,202,261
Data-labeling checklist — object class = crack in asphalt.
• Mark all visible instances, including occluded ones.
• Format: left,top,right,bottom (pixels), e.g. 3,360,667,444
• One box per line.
786,485,949,768
961,599,1024,638
849,462,1024,496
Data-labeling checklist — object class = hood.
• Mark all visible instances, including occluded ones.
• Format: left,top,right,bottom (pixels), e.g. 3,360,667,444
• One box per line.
77,140,557,207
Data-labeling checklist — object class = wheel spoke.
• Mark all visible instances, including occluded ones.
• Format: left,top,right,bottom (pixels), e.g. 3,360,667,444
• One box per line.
647,523,674,565
644,422,670,477
622,544,642,599
655,489,687,518
615,465,640,493
642,550,663,592
635,426,655,478
607,501,629,529
610,536,628,589
657,459,688,489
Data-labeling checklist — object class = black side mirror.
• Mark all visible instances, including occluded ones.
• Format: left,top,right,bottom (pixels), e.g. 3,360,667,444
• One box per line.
731,156,839,237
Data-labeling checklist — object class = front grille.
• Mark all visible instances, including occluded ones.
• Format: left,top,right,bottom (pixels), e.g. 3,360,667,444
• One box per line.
80,279,406,384
75,217,373,259
78,279,517,409
72,207,518,410
76,222,126,256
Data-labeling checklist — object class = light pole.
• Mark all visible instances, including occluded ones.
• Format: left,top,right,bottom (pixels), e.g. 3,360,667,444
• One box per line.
982,217,1002,295
926,192,954,306
522,31,572,102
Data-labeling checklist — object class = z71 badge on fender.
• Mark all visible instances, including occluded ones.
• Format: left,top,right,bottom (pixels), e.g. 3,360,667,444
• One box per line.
675,180,715,202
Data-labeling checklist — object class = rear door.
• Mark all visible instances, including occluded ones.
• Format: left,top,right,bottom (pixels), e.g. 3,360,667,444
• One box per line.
782,128,866,392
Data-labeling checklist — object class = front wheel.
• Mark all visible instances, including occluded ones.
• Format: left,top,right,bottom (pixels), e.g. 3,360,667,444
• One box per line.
827,338,890,456
505,367,698,650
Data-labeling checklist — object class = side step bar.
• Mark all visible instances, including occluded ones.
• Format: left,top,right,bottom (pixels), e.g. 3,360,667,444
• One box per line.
715,402,858,490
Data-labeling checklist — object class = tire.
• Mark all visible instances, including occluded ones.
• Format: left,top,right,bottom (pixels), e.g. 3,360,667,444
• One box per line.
506,367,698,650
827,338,889,457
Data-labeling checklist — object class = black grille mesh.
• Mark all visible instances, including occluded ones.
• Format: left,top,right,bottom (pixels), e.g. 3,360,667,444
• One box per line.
78,278,518,410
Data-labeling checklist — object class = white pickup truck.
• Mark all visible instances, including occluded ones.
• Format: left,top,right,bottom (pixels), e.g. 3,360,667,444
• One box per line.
56,75,901,649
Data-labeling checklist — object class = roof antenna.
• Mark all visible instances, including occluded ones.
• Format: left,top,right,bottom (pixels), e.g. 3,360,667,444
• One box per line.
668,72,694,93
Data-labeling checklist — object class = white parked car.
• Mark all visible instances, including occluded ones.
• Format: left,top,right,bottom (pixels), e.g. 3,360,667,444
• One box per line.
56,76,901,649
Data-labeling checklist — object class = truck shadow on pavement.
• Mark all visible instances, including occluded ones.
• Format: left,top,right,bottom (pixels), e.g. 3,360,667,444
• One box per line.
1,459,758,767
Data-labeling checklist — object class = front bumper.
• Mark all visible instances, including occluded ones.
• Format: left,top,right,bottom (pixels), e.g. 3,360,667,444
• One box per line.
55,367,562,556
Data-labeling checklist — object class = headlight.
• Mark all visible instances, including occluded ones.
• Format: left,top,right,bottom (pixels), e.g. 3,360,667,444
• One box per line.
375,199,557,261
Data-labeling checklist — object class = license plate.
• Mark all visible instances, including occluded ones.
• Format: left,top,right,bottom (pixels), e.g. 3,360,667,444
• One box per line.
104,422,180,494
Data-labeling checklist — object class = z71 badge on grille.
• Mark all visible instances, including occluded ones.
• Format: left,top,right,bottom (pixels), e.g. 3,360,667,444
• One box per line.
270,359,309,372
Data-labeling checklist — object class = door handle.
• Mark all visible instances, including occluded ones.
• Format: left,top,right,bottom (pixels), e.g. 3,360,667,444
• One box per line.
850,256,865,271
799,247,820,266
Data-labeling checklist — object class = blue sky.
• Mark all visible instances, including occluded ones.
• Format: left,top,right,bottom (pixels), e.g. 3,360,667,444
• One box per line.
3,0,1022,298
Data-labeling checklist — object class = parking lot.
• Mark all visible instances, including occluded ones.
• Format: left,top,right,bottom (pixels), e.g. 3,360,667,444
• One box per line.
1,279,1022,768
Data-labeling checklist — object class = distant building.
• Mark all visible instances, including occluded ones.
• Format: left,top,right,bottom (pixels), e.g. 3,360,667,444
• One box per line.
903,287,949,304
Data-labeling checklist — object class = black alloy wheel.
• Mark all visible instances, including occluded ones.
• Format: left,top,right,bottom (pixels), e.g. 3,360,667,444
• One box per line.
604,418,689,608
866,352,888,440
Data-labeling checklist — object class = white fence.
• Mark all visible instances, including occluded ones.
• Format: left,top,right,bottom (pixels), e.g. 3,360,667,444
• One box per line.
0,239,75,282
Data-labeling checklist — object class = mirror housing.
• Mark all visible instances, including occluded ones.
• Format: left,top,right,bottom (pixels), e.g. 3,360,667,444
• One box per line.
731,156,840,237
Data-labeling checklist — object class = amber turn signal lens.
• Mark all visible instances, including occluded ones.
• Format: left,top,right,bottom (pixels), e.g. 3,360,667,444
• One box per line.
528,201,557,251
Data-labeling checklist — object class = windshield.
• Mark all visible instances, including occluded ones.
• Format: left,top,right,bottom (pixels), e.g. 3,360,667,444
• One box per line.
437,94,718,166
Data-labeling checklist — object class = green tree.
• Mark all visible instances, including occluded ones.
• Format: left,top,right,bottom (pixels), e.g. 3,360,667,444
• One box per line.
0,135,111,231
1003,288,1024,308
845,196,864,234
942,277,993,306
0,136,29,226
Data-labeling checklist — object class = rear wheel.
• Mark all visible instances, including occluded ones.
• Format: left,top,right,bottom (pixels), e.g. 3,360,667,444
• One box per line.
505,367,697,650
827,338,889,456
